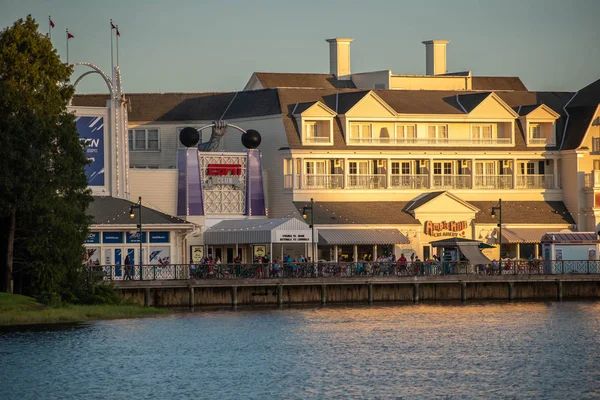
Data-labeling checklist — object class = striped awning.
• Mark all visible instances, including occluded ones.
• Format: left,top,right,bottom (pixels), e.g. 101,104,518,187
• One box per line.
318,229,409,245
501,228,571,244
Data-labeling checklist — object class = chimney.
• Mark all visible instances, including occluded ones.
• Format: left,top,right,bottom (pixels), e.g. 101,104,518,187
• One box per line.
422,40,450,75
326,38,354,80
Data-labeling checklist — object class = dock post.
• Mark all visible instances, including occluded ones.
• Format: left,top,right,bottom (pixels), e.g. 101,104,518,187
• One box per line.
144,288,150,307
557,280,563,301
321,285,327,305
413,283,419,303
231,286,238,307
461,282,467,302
508,282,515,301
189,287,195,309
368,283,373,304
277,285,283,306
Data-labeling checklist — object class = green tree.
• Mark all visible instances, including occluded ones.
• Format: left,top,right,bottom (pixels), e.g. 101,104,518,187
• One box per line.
0,16,92,298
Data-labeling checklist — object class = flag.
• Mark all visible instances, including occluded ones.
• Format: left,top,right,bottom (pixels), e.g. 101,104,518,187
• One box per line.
116,27,120,37
111,21,116,30
67,32,74,39
49,17,55,28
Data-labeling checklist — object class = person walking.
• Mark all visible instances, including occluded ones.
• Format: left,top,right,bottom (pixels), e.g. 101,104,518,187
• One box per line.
124,255,133,280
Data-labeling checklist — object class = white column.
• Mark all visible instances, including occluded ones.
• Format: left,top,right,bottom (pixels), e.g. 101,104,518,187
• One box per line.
343,158,349,188
516,244,520,260
553,158,559,189
428,159,434,189
298,158,304,189
373,245,378,260
512,158,518,189
386,158,392,189
291,157,296,189
334,245,338,262
353,245,358,262
471,158,476,189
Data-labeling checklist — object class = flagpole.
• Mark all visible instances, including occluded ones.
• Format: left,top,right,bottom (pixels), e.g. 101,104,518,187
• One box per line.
48,16,51,39
110,19,114,74
116,25,120,67
66,29,69,64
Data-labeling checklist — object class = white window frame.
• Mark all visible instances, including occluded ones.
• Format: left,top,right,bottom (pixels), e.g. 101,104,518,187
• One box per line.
349,123,373,144
348,160,371,175
129,128,160,151
427,125,448,143
395,124,417,144
593,138,600,153
301,118,333,146
471,125,493,143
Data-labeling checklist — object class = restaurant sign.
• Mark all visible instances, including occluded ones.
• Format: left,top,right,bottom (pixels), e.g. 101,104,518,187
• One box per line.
424,220,468,237
205,163,243,189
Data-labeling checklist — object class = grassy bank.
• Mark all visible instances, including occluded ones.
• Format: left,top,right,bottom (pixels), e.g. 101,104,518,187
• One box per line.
0,293,169,326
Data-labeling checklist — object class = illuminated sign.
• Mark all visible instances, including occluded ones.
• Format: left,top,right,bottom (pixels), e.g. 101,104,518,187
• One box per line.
206,164,242,176
424,220,468,237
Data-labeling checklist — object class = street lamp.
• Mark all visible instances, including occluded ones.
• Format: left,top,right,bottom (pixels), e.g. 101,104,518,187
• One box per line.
302,198,316,263
129,196,143,280
491,198,502,261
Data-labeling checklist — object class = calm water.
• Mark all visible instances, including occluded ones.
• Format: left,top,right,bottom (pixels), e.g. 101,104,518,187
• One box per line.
2,302,600,399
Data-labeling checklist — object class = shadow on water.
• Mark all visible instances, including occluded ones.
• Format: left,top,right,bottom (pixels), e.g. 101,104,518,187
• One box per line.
0,321,90,335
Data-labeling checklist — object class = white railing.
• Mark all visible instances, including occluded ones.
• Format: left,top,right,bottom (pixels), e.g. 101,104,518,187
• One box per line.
474,175,513,189
303,174,344,189
284,174,300,189
347,174,386,189
305,136,331,144
516,174,554,189
584,171,600,188
389,174,429,189
347,138,512,145
528,138,553,145
432,175,471,189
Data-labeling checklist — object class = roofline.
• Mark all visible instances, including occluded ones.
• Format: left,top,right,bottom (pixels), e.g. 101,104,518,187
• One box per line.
559,91,580,150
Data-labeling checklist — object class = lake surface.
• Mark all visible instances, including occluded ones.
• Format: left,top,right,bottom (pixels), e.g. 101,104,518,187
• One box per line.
2,302,600,399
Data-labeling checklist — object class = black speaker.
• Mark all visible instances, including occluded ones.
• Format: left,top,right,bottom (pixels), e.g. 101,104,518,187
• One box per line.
241,129,261,149
179,127,200,148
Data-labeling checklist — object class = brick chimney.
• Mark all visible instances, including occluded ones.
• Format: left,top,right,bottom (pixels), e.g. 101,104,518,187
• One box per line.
422,40,450,75
326,38,354,80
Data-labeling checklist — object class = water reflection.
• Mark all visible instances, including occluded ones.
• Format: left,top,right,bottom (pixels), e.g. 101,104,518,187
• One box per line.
2,302,600,399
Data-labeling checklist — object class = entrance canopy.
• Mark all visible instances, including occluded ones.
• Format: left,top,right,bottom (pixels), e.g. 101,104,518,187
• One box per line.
318,229,409,245
204,217,312,245
430,237,491,265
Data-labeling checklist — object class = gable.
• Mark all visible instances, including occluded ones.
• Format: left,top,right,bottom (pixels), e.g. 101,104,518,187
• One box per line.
344,91,397,118
468,94,519,119
299,102,337,118
525,105,560,120
410,192,479,221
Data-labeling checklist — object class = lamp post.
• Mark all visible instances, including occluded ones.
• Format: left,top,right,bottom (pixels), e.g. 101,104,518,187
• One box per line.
129,196,143,280
302,198,316,263
491,198,502,263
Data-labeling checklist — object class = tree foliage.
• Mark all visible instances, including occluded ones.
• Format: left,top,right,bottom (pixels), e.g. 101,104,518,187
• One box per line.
0,16,92,300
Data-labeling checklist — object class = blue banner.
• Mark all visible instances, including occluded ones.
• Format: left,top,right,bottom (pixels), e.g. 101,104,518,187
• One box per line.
102,232,124,244
126,231,147,243
84,232,100,244
76,116,105,186
149,232,170,243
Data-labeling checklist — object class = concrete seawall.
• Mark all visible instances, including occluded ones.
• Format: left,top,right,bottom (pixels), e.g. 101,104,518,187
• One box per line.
113,275,600,307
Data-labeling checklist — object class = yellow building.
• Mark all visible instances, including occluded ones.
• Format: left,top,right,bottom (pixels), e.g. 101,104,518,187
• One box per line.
73,38,600,263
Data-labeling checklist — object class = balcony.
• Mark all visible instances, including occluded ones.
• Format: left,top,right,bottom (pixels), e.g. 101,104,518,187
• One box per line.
516,174,554,189
347,174,386,189
474,175,512,189
304,174,343,189
304,136,331,144
347,138,512,145
432,175,471,189
389,174,428,189
584,171,600,189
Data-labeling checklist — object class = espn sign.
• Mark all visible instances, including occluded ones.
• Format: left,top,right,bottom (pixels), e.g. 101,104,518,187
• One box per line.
206,164,242,176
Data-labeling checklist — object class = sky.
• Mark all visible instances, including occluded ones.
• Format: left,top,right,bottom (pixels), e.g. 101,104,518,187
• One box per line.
2,0,600,94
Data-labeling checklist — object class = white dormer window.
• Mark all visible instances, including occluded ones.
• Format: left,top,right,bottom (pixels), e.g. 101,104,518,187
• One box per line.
349,123,372,144
472,125,492,144
428,125,448,143
303,120,332,145
305,122,317,139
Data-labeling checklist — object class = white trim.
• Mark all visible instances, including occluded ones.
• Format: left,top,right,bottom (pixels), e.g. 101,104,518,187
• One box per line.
129,127,161,151
455,94,467,113
559,91,579,150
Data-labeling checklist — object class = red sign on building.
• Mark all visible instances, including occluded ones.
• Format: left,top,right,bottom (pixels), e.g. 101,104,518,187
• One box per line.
206,164,242,176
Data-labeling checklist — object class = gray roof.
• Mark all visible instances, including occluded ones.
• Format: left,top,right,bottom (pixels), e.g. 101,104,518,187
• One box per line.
568,78,600,108
541,232,599,242
253,72,357,89
318,229,409,245
562,106,598,150
471,76,528,91
470,201,575,225
204,217,311,245
89,196,189,225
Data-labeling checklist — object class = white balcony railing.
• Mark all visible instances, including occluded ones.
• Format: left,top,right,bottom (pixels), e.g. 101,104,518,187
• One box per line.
584,171,600,188
432,175,471,189
305,136,331,144
303,174,344,189
389,174,429,189
347,174,386,189
474,175,513,189
347,137,512,145
515,174,554,189
528,137,553,145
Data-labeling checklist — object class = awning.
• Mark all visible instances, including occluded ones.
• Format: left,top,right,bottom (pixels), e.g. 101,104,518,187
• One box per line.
204,218,312,245
502,228,572,244
318,229,409,245
457,243,492,265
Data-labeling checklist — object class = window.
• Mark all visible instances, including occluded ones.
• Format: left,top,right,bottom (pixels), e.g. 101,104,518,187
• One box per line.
396,124,417,143
472,125,492,142
349,123,372,143
428,125,448,143
519,162,535,175
349,161,369,175
433,161,452,175
305,160,326,175
305,122,317,138
128,129,160,151
529,124,542,138
391,161,411,175
593,138,600,153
